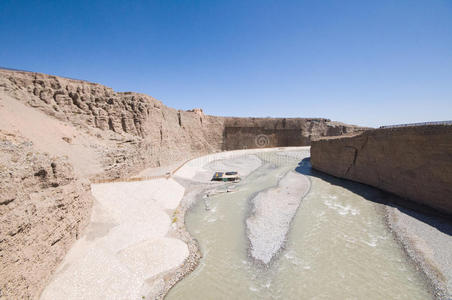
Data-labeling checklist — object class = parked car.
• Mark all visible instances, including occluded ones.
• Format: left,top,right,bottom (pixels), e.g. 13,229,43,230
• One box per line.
211,171,241,182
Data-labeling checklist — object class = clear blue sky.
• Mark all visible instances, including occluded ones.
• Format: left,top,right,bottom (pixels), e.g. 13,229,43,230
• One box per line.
1,0,451,127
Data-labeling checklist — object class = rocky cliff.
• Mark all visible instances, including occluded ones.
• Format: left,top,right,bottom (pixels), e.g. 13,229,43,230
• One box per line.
0,68,364,299
0,69,365,178
0,131,92,299
0,69,226,180
311,126,452,215
223,117,361,150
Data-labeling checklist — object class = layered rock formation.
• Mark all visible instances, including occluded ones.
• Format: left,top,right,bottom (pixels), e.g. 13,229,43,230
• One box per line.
311,126,452,215
0,70,366,178
0,69,225,180
223,117,361,150
0,68,364,299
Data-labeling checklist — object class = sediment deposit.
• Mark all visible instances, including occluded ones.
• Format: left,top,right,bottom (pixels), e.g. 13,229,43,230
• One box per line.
246,171,310,264
387,205,452,298
311,125,452,215
40,179,187,299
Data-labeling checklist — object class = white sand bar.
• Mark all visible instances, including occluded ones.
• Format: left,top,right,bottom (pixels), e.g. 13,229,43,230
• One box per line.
247,171,311,264
41,178,187,300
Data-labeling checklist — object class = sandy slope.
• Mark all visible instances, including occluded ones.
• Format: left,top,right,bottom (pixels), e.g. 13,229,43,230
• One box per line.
0,92,106,177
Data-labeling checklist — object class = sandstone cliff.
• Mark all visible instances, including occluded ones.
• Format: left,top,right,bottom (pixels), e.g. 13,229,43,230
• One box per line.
0,131,92,299
223,117,361,150
0,68,365,299
0,69,226,180
311,126,452,215
0,69,365,178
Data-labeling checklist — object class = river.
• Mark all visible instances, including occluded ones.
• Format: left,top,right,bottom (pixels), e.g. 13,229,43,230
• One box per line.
167,150,432,299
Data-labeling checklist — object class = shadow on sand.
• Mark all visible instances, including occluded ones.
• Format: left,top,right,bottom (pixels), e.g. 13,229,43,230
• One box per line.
294,157,452,236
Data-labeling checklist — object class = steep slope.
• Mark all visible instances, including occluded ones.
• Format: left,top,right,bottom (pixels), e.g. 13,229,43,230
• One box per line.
0,69,225,180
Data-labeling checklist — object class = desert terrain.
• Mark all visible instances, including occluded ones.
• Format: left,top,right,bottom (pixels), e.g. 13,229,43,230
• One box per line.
1,69,451,299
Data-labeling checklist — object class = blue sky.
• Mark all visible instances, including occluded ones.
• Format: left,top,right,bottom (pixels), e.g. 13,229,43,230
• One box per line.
1,0,451,127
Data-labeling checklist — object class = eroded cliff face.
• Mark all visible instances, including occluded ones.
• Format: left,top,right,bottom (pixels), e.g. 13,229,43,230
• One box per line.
0,69,225,180
223,117,362,150
0,69,365,299
0,70,365,178
0,131,93,299
311,126,452,215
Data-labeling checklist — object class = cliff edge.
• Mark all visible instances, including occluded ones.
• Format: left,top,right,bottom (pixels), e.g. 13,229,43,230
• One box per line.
311,125,452,215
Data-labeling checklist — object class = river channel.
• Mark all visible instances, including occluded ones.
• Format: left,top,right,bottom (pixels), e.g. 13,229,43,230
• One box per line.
167,150,432,299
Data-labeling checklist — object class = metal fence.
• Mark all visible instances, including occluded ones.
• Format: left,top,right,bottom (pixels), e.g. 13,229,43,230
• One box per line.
379,120,452,129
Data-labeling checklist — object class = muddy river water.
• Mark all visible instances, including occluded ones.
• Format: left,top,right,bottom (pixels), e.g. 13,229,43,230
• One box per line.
167,150,432,299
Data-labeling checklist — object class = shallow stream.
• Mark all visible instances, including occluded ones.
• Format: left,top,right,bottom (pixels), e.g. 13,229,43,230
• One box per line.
167,151,432,299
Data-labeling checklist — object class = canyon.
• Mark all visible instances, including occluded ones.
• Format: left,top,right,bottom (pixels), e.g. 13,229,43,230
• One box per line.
0,69,365,299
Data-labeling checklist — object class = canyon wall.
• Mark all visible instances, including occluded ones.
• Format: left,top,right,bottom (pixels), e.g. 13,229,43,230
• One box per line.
0,69,365,179
0,68,364,299
0,131,93,299
223,117,361,150
0,69,226,180
311,126,452,215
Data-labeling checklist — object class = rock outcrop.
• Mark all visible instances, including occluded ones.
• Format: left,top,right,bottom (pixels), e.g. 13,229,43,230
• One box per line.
0,131,93,299
0,69,226,180
223,117,362,150
311,126,452,215
0,68,365,299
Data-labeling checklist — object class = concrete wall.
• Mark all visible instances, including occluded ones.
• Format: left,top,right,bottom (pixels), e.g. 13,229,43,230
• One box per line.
311,126,452,215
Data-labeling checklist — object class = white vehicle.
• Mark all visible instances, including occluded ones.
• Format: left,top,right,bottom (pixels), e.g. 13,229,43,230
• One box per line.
211,171,241,182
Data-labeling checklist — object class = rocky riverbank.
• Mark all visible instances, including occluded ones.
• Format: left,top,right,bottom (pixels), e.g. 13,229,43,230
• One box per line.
386,205,452,299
